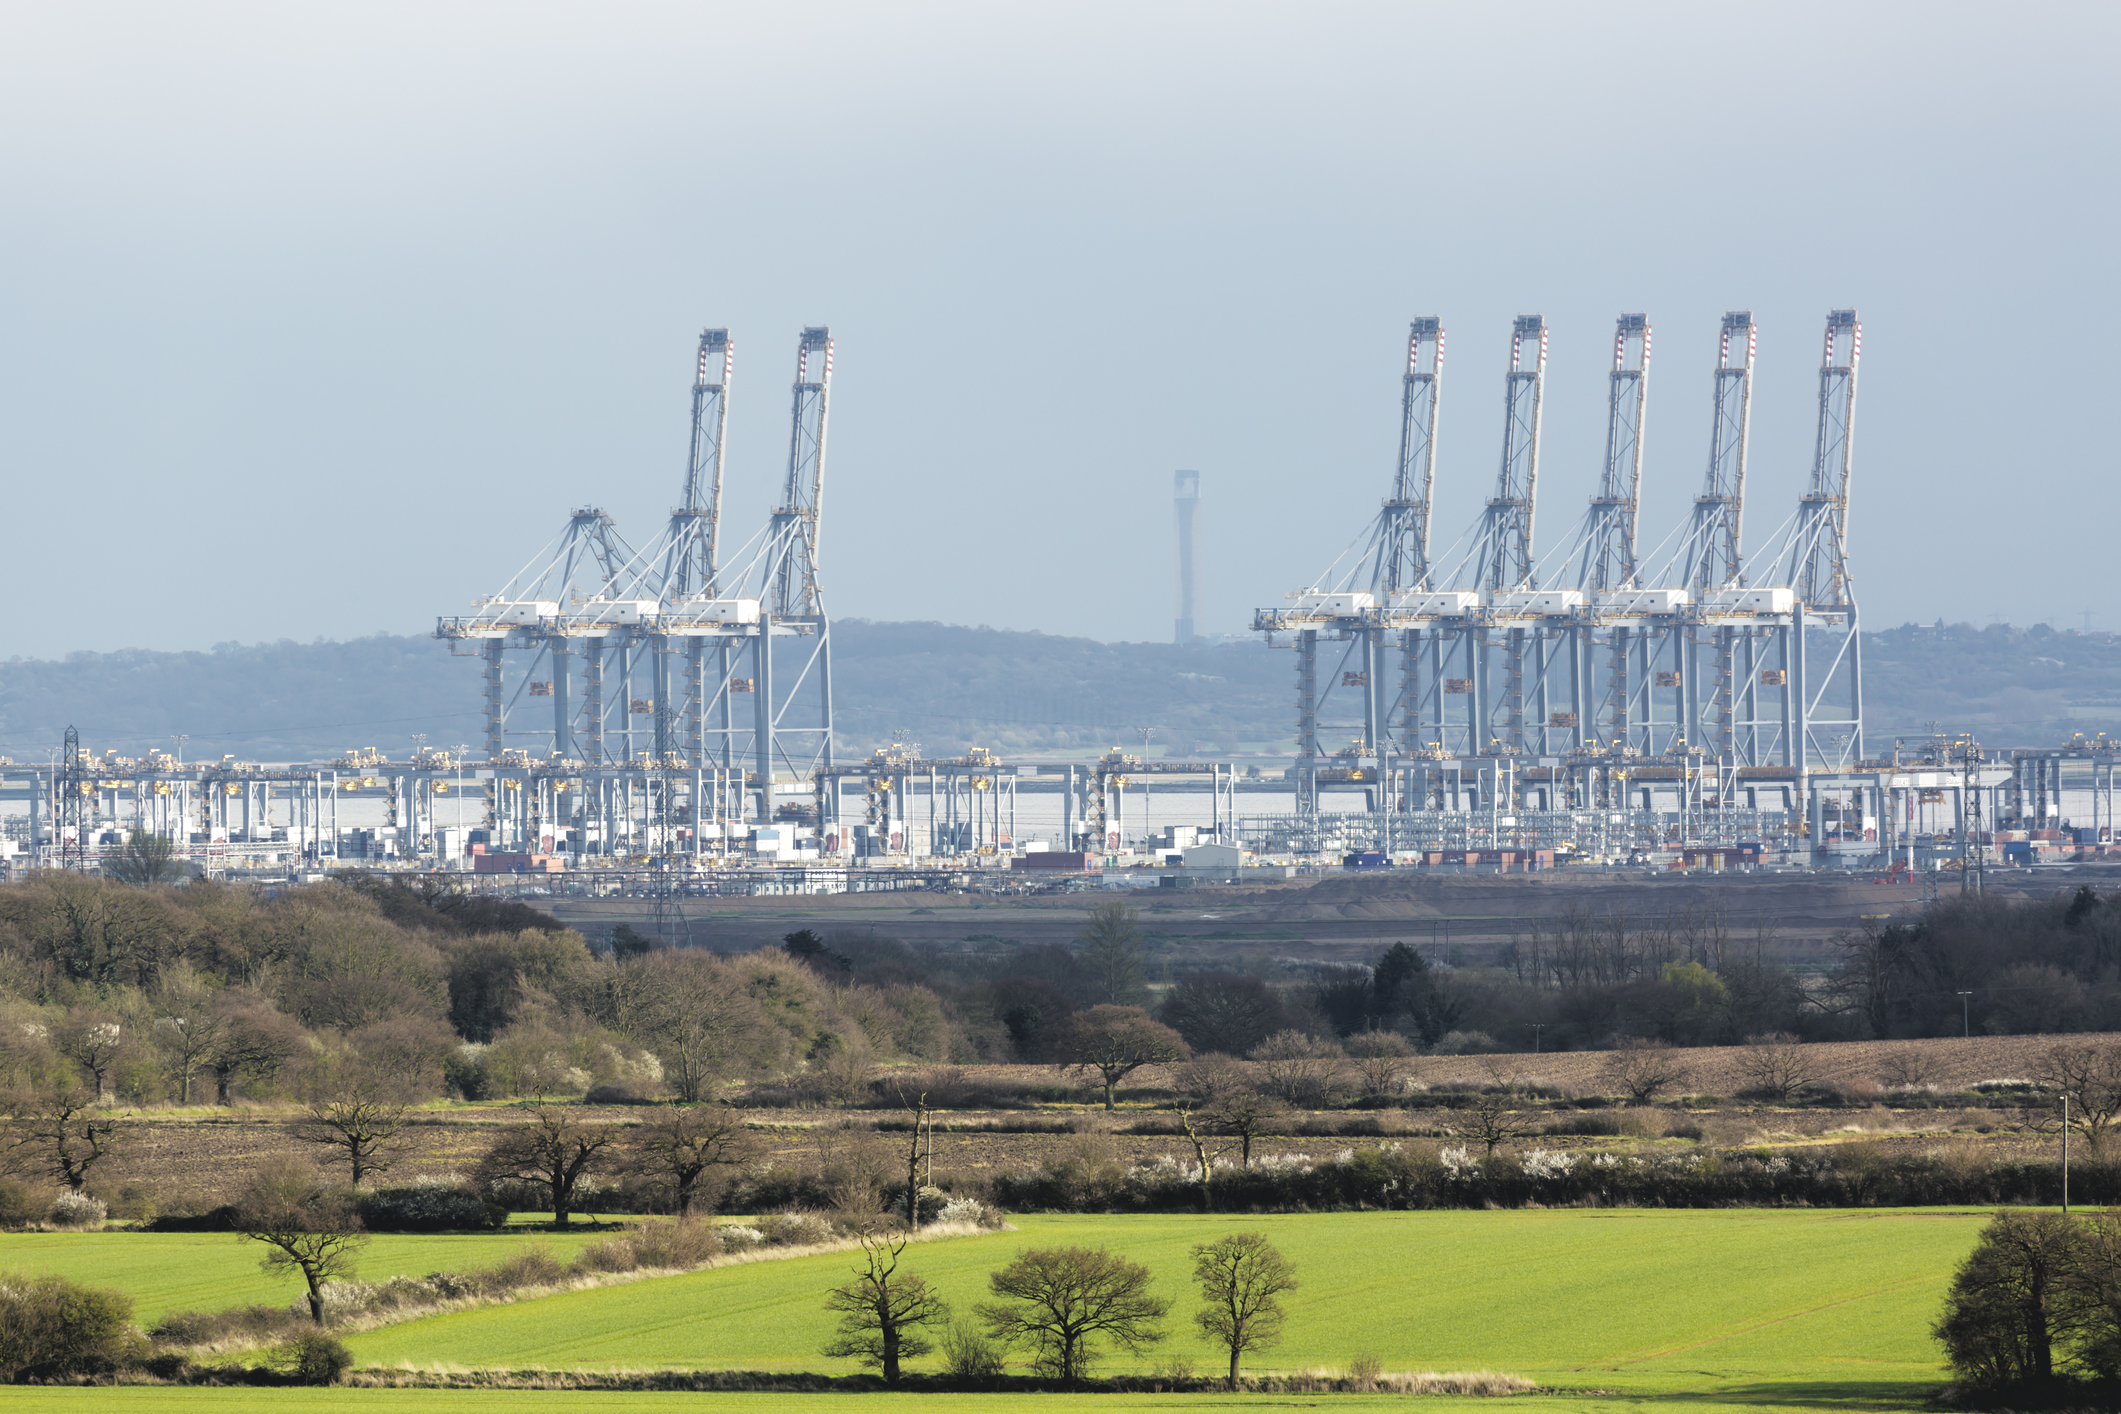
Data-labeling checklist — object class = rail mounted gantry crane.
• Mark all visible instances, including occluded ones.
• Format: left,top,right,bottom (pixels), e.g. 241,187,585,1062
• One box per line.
655,329,738,768
746,326,837,823
1784,308,1863,775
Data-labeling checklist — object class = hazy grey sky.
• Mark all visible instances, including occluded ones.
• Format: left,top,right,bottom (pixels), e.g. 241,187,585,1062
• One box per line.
3,2,2113,658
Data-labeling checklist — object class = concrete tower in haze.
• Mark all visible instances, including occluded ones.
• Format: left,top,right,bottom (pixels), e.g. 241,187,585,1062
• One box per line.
1174,469,1201,644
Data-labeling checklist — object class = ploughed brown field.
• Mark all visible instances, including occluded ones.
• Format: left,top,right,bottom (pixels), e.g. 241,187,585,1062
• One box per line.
91,1030,2089,1210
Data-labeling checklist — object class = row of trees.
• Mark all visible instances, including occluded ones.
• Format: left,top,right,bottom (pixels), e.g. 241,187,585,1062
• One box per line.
823,1233,1296,1384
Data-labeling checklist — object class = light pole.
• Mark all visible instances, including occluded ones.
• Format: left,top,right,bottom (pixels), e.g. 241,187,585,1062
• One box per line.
1957,991,1973,1038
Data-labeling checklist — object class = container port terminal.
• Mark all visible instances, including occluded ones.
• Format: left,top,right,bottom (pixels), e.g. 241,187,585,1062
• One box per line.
8,312,2118,891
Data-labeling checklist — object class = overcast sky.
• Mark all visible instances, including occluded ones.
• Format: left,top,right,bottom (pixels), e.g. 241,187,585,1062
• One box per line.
2,2,2113,659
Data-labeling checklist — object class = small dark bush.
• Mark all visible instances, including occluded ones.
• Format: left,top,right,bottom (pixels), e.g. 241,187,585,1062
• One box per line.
151,1304,304,1348
624,1219,724,1269
1544,1114,1622,1137
0,1178,54,1231
140,1205,242,1233
483,1246,567,1291
356,1183,507,1233
283,1330,354,1385
583,1083,662,1105
1666,1120,1706,1141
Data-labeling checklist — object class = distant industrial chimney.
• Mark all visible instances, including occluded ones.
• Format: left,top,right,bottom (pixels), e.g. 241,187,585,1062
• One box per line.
1173,470,1201,644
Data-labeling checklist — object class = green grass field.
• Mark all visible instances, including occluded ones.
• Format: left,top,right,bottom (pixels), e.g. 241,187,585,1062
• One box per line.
1,1209,1991,1412
0,1218,605,1326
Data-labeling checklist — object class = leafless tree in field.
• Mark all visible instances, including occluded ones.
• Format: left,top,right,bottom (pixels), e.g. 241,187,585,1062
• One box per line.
1602,1038,1689,1102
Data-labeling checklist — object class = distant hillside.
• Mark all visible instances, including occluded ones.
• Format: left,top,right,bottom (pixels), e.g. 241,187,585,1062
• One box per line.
0,619,2111,765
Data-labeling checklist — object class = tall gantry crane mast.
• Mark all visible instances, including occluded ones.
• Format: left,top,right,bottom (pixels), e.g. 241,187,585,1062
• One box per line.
1376,318,1445,772
1678,311,1756,753
657,329,734,767
1683,311,1756,591
1791,310,1860,615
1578,314,1652,754
1787,308,1863,768
1376,318,1444,595
665,329,733,598
1578,314,1651,592
1477,315,1548,593
1474,315,1547,753
750,327,837,821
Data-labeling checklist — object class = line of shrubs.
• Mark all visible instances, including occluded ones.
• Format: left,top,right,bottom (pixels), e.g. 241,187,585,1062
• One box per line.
987,1141,2112,1213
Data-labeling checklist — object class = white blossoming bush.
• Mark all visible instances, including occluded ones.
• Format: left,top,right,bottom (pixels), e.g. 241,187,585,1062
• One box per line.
1439,1146,1481,1181
1520,1149,1577,1182
720,1225,765,1248
47,1192,107,1229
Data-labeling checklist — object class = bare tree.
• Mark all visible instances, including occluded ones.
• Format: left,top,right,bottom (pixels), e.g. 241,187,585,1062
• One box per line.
475,1099,617,1226
1057,1006,1190,1110
151,964,226,1105
1451,1071,1539,1158
1203,1088,1286,1169
1249,1031,1344,1108
1192,1232,1298,1383
1741,1033,1817,1102
1171,1053,1251,1106
106,827,180,885
1174,1103,1218,1211
626,951,774,1101
2033,1043,2121,1153
1602,1038,1689,1102
1877,1046,1940,1092
52,1010,125,1101
894,1086,934,1227
626,1104,753,1216
821,1229,951,1384
1,1082,118,1191
1078,901,1146,1005
1345,1032,1416,1101
237,1157,369,1325
298,1068,412,1187
979,1245,1170,1381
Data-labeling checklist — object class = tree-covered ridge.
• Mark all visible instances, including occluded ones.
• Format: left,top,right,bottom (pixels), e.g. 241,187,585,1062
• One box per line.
10,617,2121,766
